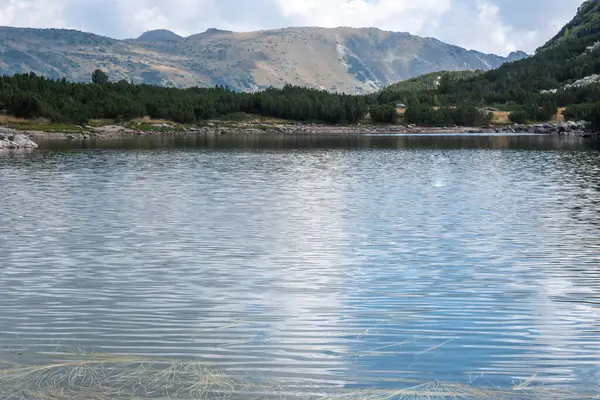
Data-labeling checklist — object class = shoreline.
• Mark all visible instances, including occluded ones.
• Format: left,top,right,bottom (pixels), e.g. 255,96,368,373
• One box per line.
1,121,597,148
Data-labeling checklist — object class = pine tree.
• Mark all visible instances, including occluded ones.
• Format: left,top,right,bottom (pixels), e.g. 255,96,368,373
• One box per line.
91,69,109,85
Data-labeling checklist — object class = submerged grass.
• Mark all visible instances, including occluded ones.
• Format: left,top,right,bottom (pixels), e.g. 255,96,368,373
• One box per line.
0,352,240,400
0,350,597,400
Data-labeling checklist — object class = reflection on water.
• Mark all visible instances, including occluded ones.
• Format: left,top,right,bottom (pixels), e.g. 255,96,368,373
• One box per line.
34,132,600,151
1,134,600,398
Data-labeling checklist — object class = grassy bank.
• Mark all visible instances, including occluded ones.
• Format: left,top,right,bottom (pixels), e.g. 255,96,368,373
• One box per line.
0,113,307,134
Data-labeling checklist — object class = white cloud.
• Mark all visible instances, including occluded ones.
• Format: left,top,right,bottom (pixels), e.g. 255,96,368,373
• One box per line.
275,0,451,34
426,1,542,55
0,0,67,28
0,0,586,55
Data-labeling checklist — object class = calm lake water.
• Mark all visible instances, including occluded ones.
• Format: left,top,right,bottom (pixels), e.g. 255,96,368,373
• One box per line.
1,134,600,398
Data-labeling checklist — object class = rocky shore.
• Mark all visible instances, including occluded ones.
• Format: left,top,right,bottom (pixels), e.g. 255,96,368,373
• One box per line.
0,129,39,149
488,120,596,137
1,120,597,148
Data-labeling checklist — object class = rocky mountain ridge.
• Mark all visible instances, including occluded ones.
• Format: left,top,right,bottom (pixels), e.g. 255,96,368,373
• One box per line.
0,26,526,93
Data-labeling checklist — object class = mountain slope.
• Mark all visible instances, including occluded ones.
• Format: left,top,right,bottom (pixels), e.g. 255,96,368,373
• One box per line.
379,0,600,106
539,0,600,52
136,30,183,42
0,26,525,93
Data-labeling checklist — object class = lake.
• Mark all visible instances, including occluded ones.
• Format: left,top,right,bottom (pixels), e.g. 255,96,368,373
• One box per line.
1,133,600,399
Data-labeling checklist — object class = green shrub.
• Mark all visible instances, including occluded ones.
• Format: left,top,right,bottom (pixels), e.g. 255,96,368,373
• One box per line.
564,102,595,121
404,105,491,126
509,110,530,124
369,105,398,123
91,69,109,85
0,74,368,125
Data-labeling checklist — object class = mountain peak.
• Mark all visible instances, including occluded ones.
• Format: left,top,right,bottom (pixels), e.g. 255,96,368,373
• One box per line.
136,29,183,42
202,28,233,35
507,51,529,61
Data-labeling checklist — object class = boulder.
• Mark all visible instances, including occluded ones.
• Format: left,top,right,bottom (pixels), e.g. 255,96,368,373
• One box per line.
0,133,38,149
12,134,38,148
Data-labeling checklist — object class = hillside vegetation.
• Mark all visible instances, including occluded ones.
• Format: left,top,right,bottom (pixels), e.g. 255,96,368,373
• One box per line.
540,0,600,51
378,0,600,127
0,72,368,125
0,70,497,129
378,70,483,104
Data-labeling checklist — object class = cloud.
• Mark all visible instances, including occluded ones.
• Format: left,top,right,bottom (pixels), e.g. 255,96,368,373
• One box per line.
420,0,583,55
416,1,539,55
275,0,452,34
0,0,67,28
0,0,586,55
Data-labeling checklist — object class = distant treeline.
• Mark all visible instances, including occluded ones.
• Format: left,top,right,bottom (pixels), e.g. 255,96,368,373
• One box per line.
404,104,492,127
0,72,369,124
378,73,600,125
1,70,599,129
370,97,493,126
378,75,600,127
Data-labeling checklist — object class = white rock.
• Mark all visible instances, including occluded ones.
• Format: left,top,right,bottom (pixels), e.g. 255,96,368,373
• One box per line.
12,134,38,148
0,133,38,149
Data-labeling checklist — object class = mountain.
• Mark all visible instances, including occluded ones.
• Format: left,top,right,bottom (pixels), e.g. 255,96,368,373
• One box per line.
379,0,600,106
0,26,526,93
506,51,529,62
136,30,183,42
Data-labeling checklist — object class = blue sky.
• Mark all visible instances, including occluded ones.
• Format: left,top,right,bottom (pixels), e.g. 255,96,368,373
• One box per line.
0,0,585,55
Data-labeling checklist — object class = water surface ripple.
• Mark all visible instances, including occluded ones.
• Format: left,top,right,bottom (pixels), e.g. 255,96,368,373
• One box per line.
1,134,600,397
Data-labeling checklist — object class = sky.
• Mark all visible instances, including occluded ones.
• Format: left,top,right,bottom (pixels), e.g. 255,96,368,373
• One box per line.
0,0,586,55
